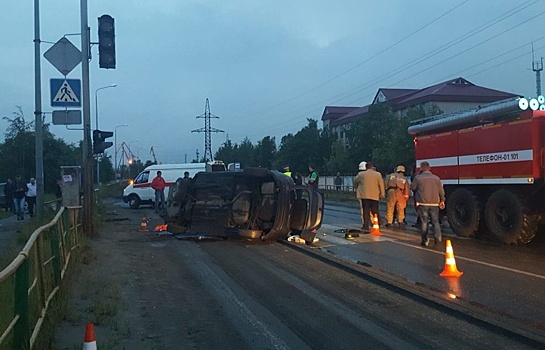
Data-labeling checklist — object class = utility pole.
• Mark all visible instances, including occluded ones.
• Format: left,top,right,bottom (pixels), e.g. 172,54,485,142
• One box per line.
80,0,95,236
533,57,543,96
532,44,543,96
191,98,224,162
33,0,44,217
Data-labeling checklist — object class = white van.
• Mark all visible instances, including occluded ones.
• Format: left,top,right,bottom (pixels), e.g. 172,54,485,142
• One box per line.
122,162,225,209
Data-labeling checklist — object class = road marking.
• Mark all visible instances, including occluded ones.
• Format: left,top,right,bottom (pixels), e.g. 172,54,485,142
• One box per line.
392,240,545,280
320,223,545,280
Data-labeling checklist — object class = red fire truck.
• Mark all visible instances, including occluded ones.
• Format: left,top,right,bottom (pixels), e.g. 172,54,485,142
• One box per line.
408,97,545,244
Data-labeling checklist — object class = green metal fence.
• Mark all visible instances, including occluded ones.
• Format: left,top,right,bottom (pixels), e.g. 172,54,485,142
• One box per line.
0,206,82,350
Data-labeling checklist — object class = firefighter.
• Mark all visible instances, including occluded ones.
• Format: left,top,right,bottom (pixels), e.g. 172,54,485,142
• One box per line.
384,165,410,229
354,161,384,231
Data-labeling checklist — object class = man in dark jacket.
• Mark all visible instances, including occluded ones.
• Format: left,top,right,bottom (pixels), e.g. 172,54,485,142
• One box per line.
12,175,28,220
410,161,445,247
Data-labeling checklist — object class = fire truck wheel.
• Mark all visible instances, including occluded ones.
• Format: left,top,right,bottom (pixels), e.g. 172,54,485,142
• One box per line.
128,194,141,209
484,189,537,244
446,188,480,237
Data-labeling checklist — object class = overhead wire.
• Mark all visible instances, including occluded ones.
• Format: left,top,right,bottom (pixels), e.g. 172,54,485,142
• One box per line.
338,1,542,104
241,1,543,140
345,8,545,104
249,0,539,131
244,0,470,117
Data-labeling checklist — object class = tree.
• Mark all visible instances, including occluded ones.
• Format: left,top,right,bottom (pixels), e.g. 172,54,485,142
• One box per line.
0,106,82,192
215,139,237,164
237,137,256,168
345,103,444,174
324,140,353,174
277,119,330,175
254,136,276,169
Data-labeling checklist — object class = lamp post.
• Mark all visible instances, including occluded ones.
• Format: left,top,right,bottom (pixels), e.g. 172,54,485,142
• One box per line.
94,84,117,184
114,124,128,180
127,139,139,179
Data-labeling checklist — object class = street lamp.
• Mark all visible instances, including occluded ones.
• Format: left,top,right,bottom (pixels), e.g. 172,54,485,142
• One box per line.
95,84,117,130
127,139,138,179
95,84,117,184
114,124,128,180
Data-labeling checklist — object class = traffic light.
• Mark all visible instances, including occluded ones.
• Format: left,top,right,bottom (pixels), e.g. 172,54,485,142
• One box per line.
93,130,114,154
98,15,116,69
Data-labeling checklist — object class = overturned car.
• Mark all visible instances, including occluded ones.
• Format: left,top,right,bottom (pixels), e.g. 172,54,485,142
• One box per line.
163,167,324,240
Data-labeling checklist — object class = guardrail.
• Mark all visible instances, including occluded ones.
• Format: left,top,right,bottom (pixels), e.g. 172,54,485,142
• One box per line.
321,185,356,201
0,206,82,349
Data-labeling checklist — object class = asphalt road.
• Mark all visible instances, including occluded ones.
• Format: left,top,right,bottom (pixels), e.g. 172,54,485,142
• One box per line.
51,199,545,348
322,202,545,333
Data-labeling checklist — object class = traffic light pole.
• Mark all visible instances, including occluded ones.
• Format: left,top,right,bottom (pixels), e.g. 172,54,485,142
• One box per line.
80,0,95,237
33,0,44,218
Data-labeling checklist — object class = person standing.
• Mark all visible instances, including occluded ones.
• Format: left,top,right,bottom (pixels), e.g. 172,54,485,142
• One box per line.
384,165,410,229
353,161,385,231
308,164,319,190
410,161,446,247
282,166,292,177
4,178,13,212
334,172,343,191
183,171,190,180
12,175,28,221
26,178,37,217
151,171,166,213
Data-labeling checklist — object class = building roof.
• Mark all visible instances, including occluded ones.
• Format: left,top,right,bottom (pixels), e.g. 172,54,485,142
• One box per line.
389,77,518,110
321,106,359,121
325,77,519,127
372,88,418,104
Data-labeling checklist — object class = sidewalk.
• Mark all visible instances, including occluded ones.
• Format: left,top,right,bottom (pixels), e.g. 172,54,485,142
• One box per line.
0,213,24,260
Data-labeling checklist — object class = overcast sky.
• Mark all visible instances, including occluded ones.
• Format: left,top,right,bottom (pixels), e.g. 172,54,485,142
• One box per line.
1,0,544,164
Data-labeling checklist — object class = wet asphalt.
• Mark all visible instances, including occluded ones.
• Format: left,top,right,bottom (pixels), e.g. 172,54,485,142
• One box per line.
321,201,545,335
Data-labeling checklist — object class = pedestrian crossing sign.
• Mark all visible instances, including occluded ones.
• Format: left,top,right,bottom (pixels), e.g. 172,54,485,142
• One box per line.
50,78,81,107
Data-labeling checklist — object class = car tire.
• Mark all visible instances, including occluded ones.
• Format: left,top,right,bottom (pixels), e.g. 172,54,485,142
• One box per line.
446,188,480,237
484,189,537,244
128,194,141,209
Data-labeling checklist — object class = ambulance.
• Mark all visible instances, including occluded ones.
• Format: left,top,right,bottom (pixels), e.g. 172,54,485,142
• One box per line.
123,161,225,209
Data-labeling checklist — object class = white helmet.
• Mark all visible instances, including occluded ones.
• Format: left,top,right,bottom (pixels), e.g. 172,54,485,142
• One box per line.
358,161,367,171
396,165,406,173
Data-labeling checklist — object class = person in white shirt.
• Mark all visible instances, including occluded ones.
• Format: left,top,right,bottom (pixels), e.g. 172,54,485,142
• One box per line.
26,178,37,218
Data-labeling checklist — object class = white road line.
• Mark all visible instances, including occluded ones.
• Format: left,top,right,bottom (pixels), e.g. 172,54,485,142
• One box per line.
391,241,545,280
318,224,545,280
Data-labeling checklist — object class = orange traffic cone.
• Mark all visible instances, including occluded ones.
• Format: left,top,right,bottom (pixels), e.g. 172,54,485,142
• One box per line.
83,322,97,350
140,217,148,231
370,214,381,236
440,240,463,277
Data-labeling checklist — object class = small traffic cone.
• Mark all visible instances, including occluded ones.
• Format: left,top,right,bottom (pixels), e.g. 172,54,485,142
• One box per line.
140,217,148,231
370,214,381,236
83,322,97,350
440,240,463,277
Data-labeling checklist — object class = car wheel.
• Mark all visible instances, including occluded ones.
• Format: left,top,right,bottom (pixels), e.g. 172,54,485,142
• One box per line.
128,194,141,209
484,189,537,244
446,188,480,237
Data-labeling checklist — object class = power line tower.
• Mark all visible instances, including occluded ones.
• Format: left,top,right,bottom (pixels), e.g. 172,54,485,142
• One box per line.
532,44,543,96
192,98,224,162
